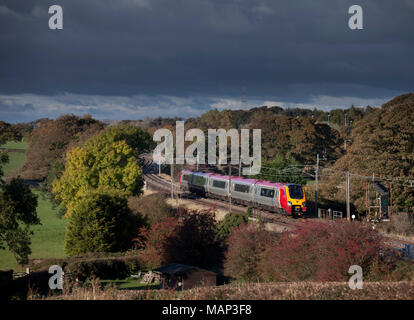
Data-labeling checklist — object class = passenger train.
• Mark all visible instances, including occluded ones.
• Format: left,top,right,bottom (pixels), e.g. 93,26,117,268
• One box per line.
179,170,307,217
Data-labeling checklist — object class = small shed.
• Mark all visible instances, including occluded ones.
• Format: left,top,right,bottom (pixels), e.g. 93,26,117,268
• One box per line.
154,263,216,290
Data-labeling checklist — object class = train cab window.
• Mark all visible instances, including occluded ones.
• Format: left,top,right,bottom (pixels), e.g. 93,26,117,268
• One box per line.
182,174,190,182
260,188,275,198
288,185,303,199
234,183,250,193
212,180,226,189
192,175,206,186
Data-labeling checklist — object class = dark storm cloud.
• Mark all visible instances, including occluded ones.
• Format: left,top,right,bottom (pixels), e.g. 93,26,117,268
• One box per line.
0,0,413,121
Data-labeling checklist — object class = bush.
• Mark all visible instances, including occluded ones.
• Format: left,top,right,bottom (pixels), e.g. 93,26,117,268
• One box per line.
223,223,276,282
134,217,180,269
215,211,249,241
390,212,414,236
259,220,386,282
64,256,143,281
137,209,223,269
65,191,143,255
128,193,174,226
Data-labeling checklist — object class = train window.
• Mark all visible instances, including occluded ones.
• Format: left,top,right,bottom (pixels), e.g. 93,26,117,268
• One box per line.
192,175,206,186
260,188,275,198
234,183,250,193
212,180,226,189
288,185,303,199
182,174,190,182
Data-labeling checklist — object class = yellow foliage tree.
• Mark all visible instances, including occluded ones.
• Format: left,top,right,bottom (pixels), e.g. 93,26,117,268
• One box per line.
52,126,149,218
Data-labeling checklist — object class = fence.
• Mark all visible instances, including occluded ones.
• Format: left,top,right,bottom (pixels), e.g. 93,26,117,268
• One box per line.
318,208,343,220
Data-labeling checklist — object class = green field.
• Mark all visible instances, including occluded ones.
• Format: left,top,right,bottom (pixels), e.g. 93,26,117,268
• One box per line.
1,140,27,150
2,151,25,177
1,139,27,178
0,191,67,271
100,278,160,290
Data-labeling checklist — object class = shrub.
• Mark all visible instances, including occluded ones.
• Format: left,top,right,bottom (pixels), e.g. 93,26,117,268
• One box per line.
134,217,180,269
137,209,223,269
65,191,142,255
64,256,143,281
223,223,276,282
171,209,222,269
128,193,174,226
390,212,414,236
215,211,249,241
259,220,386,282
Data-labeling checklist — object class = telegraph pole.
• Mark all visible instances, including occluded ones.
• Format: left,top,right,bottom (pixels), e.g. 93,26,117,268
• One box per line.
170,159,174,199
238,158,241,177
314,154,319,218
346,171,350,220
228,164,232,213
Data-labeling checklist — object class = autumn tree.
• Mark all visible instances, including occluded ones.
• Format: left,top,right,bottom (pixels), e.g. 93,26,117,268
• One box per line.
52,125,153,218
322,93,414,213
20,114,105,180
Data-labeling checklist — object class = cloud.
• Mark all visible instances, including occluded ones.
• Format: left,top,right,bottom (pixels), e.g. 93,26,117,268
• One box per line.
0,0,412,122
0,92,390,123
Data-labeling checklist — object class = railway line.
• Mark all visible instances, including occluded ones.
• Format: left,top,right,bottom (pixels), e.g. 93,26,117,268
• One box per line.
141,156,414,259
142,157,301,230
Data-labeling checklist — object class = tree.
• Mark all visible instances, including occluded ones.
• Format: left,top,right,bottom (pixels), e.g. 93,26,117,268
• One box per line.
0,178,39,264
19,114,105,180
254,155,306,185
52,125,153,218
323,93,414,213
64,191,139,255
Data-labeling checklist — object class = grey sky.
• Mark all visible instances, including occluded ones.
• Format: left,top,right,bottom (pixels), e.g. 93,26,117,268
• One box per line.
0,0,413,122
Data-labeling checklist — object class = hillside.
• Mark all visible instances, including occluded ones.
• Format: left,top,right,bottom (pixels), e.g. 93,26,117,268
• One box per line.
322,93,414,213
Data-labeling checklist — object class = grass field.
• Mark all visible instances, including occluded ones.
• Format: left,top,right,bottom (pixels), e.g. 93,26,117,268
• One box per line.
101,278,160,290
1,139,27,178
0,140,27,150
0,191,67,271
2,151,25,177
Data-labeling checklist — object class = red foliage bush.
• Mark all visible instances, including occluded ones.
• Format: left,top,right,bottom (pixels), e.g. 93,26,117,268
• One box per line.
136,209,222,269
259,220,386,282
134,217,180,268
223,223,277,281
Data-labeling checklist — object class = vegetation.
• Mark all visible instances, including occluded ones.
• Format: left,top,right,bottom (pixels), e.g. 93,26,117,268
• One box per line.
0,178,39,265
136,209,222,269
253,155,306,184
223,223,276,282
323,93,414,213
64,191,141,255
223,220,413,283
19,114,105,180
52,125,153,218
215,210,249,241
128,193,174,226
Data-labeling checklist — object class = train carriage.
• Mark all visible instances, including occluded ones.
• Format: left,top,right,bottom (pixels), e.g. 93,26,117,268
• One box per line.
179,170,307,217
207,174,229,200
230,177,257,206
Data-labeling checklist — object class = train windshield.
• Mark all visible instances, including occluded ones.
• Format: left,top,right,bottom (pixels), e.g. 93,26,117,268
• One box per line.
288,185,303,199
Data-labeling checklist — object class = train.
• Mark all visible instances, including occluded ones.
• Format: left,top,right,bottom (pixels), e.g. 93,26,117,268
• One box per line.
179,169,307,217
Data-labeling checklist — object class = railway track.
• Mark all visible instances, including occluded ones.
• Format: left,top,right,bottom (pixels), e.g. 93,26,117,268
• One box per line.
140,155,414,258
